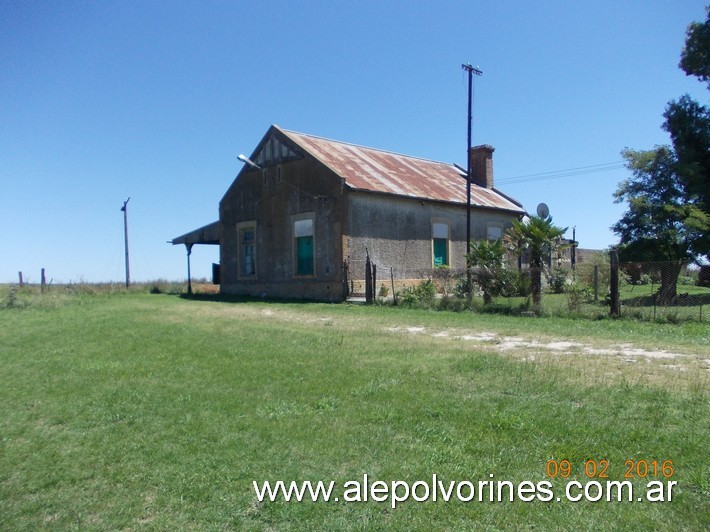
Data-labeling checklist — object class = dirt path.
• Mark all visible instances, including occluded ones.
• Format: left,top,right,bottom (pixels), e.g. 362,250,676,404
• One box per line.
385,325,709,369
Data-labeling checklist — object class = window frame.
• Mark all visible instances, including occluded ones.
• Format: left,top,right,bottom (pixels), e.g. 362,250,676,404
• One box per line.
486,222,503,242
237,221,257,280
292,212,316,277
431,220,450,268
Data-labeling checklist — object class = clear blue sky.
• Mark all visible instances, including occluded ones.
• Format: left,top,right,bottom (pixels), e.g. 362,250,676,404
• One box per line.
1,0,707,283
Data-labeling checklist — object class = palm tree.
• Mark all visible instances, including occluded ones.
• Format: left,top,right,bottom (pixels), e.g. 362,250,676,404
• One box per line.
504,216,568,306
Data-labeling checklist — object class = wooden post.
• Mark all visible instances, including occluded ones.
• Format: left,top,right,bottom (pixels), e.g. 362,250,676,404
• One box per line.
609,250,620,317
41,268,46,294
390,267,396,305
593,265,599,303
18,271,23,287
365,251,372,304
372,263,377,300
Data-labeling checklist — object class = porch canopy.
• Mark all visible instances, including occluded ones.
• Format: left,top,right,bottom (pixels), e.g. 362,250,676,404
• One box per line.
172,221,220,246
171,221,220,293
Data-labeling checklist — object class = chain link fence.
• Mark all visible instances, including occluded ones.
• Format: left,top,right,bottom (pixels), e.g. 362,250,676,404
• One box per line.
615,260,709,322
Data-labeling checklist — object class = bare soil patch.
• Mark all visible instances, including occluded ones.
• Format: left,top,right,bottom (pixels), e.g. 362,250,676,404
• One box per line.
384,325,708,374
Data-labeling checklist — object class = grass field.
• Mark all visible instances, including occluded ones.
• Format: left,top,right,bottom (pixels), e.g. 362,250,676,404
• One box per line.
1,288,708,530
480,282,710,323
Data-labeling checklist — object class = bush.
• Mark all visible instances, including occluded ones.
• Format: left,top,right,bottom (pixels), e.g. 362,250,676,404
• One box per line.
3,285,18,309
548,266,569,294
637,274,653,286
453,276,470,299
499,269,532,298
437,295,467,312
678,275,696,286
378,284,389,298
566,282,593,312
430,266,461,296
577,255,611,292
398,279,437,308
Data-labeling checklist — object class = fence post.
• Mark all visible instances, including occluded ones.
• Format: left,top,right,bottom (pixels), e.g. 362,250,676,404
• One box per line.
593,265,599,303
372,263,377,300
609,251,620,317
41,268,46,295
391,267,396,305
365,252,373,304
18,271,23,287
343,260,350,299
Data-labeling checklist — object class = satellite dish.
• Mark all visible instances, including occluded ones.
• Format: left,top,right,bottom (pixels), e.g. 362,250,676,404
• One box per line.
536,203,550,218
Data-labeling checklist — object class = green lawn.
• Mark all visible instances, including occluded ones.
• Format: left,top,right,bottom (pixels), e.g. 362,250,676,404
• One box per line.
483,281,710,322
1,291,708,530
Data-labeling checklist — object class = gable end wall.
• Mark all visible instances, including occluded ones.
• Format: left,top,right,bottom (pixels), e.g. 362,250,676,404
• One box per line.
219,155,347,301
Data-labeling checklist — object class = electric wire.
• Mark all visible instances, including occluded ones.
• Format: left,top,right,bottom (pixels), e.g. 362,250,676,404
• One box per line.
497,161,626,185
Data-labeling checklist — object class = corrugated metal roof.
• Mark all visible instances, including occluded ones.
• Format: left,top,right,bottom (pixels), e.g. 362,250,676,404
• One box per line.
278,126,524,213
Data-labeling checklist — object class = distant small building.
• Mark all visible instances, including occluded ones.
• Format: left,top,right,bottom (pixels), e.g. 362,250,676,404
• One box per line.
172,125,525,301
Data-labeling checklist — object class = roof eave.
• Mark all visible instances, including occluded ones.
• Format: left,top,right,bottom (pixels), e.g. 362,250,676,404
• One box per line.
171,220,220,245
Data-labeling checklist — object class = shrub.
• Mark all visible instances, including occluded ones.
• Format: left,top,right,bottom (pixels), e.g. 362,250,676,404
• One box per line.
453,276,470,299
378,284,389,298
678,275,696,286
430,266,462,296
499,269,532,298
466,239,507,304
398,279,437,308
548,266,569,294
437,295,467,312
638,274,653,286
566,282,593,312
3,285,18,309
577,254,611,292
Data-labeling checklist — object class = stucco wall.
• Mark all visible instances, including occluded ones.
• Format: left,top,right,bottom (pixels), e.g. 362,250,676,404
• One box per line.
344,191,519,293
218,154,521,301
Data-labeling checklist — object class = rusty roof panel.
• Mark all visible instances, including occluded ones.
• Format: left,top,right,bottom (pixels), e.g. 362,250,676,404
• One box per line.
279,127,524,213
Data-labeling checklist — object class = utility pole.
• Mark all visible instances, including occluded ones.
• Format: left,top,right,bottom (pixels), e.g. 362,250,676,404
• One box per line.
572,226,577,272
121,197,131,288
462,63,483,257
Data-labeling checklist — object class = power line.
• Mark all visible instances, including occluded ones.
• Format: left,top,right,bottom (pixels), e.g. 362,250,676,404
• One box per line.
497,161,626,185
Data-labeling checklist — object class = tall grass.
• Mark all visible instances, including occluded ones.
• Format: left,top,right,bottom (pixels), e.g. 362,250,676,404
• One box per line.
0,280,195,309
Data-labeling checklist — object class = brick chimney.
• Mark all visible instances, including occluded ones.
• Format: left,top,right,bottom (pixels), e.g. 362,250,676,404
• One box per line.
469,145,495,189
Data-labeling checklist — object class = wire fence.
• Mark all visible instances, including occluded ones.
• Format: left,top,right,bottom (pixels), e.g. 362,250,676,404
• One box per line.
508,259,708,323
350,252,710,323
616,261,709,322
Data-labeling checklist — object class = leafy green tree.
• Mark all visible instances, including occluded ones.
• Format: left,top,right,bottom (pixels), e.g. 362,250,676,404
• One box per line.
613,8,710,304
504,216,568,306
466,239,506,304
613,147,698,304
679,6,710,86
662,98,710,259
663,7,710,258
